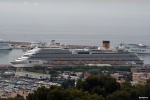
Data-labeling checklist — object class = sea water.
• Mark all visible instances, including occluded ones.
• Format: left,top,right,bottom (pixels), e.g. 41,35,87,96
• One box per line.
1,33,150,47
0,49,23,64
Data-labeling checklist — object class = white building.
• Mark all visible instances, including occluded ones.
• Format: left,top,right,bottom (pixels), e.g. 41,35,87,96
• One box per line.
132,72,150,85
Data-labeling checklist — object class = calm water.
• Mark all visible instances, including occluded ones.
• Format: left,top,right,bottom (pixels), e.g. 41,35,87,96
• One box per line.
1,33,150,47
0,49,23,64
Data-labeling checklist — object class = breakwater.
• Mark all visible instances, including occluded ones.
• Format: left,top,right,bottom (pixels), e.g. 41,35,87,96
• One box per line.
9,41,98,49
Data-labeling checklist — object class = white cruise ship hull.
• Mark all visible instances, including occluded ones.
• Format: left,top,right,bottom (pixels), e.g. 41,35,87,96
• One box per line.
11,45,144,67
118,43,150,54
11,60,45,68
127,48,150,54
12,63,34,68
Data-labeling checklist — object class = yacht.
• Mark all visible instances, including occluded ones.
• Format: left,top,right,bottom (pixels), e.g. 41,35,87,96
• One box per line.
0,39,12,50
117,43,150,54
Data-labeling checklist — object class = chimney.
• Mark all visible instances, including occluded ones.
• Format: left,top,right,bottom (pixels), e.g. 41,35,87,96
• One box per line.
102,41,110,49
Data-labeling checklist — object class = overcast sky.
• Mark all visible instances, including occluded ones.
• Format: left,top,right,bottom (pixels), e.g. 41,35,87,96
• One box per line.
0,0,150,34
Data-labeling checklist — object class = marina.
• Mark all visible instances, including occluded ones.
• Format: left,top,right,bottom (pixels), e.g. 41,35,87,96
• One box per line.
0,73,60,98
0,39,149,98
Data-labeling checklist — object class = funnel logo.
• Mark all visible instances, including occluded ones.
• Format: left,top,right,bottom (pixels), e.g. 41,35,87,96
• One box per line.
105,44,109,48
103,41,110,49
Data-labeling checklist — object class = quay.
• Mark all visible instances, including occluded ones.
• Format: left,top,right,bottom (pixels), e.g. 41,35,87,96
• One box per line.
0,64,12,67
8,41,98,49
9,41,31,49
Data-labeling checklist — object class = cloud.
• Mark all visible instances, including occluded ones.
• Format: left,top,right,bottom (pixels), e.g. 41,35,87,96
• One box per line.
22,1,39,6
33,2,39,6
23,1,29,5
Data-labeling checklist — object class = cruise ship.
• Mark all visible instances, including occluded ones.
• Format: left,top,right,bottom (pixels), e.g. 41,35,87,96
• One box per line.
117,43,150,54
0,39,12,50
11,41,143,68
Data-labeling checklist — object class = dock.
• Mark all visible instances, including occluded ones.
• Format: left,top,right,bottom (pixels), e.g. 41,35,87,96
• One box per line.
0,64,12,67
9,41,31,49
8,41,98,49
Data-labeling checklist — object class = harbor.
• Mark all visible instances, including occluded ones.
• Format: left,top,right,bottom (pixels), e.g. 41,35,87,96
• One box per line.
0,39,150,99
0,0,149,99
1,40,150,65
0,71,60,98
8,40,145,68
0,40,98,64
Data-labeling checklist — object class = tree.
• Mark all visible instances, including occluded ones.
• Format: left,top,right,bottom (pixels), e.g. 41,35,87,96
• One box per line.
76,75,120,98
26,85,104,100
106,90,131,100
27,86,49,100
61,79,75,89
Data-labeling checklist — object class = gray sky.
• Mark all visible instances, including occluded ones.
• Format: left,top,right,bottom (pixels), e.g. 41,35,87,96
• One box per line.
0,0,150,34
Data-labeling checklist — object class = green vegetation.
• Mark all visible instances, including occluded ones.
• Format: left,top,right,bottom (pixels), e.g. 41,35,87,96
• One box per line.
107,81,150,100
1,75,150,100
49,65,134,73
25,65,135,76
25,66,47,73
26,76,150,100
3,65,147,100
26,85,104,100
76,75,120,98
61,79,75,89
48,69,58,77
